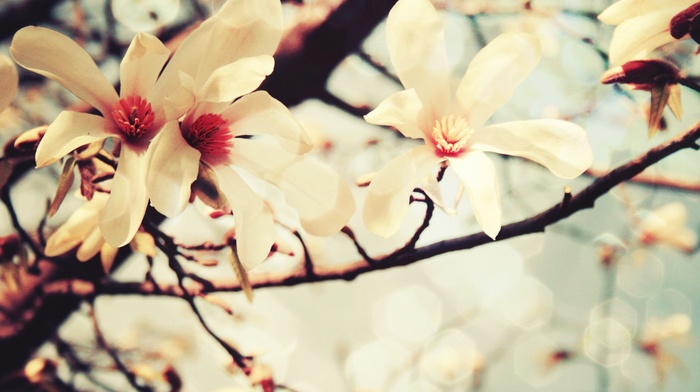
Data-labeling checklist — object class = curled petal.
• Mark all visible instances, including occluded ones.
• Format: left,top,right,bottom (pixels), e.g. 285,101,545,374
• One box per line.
120,33,170,99
36,112,111,167
363,145,442,237
147,121,201,217
598,0,693,24
10,26,119,116
454,33,541,128
216,165,275,270
608,9,680,65
0,55,18,113
223,91,312,154
198,56,274,103
230,139,355,236
387,0,450,112
448,152,501,239
99,148,149,247
471,119,592,179
364,88,426,139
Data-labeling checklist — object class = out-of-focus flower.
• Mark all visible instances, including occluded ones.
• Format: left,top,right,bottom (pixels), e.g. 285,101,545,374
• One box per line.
0,55,18,115
363,0,591,239
598,0,698,65
639,313,692,382
638,202,697,253
601,59,682,137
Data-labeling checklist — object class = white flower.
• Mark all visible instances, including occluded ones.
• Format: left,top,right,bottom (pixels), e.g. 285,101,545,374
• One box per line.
638,202,697,253
598,0,698,65
363,0,592,239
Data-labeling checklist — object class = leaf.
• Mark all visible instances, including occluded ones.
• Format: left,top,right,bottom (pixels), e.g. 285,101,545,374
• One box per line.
192,161,229,211
48,156,77,217
648,84,670,138
0,158,13,191
667,83,683,120
228,246,254,303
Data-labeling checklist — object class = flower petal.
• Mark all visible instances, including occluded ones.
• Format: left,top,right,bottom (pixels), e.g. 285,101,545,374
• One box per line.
44,193,107,257
386,0,450,112
197,55,274,103
608,9,680,65
471,119,592,179
598,0,693,24
363,144,441,237
364,88,426,139
10,26,118,116
0,55,18,113
454,33,541,128
222,91,312,154
230,139,355,236
99,147,149,247
36,111,111,167
153,0,282,98
147,121,201,217
120,33,170,100
448,152,501,239
216,165,275,270
76,229,105,262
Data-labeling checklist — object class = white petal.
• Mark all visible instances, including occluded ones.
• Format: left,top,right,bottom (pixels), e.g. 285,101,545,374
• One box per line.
598,0,693,24
364,88,426,139
471,119,592,179
120,33,170,99
99,147,149,247
44,194,107,257
10,26,118,116
76,229,105,262
147,121,201,217
454,33,541,128
222,91,312,154
230,139,355,236
363,145,441,238
0,55,18,113
198,56,274,103
36,112,111,167
153,0,282,98
386,0,450,112
608,9,679,65
449,152,501,239
216,165,275,270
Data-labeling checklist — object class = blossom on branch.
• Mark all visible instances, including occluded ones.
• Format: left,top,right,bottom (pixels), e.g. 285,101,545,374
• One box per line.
362,0,592,239
638,202,697,253
598,0,699,65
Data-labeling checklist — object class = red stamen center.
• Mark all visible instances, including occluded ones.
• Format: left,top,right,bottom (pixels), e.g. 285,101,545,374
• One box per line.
111,96,155,140
184,113,233,165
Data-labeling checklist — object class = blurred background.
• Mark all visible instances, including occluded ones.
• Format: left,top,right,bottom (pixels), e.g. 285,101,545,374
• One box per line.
1,0,700,391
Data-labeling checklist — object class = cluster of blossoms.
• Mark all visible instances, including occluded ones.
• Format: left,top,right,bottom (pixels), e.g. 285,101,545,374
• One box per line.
6,0,597,269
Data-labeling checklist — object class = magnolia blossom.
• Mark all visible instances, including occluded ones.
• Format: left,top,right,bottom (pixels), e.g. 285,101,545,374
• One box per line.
638,202,697,253
0,55,18,114
363,0,592,239
598,0,699,65
9,0,283,248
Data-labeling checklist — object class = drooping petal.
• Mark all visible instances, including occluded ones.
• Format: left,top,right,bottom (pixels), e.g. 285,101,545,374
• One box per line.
471,119,592,179
215,165,275,270
598,0,693,25
152,0,282,98
36,111,111,167
76,229,105,262
10,26,119,116
197,56,274,103
454,33,541,129
229,139,355,236
363,144,442,238
147,121,201,217
120,33,170,99
364,88,426,140
222,91,312,154
0,55,18,113
386,0,450,113
99,147,149,247
448,152,501,239
44,193,107,257
608,9,680,65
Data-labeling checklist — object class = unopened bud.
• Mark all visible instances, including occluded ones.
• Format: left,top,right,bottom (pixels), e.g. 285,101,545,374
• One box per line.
601,60,681,89
670,2,700,42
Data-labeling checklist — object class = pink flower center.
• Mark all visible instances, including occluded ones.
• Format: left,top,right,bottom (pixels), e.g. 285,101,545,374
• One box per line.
184,113,234,165
111,96,155,141
431,115,473,157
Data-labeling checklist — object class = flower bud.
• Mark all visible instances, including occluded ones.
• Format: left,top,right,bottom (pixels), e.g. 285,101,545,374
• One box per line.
670,2,700,42
601,60,681,89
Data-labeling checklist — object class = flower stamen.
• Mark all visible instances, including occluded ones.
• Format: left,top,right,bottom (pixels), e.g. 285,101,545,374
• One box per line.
184,113,233,166
111,96,155,140
432,115,473,156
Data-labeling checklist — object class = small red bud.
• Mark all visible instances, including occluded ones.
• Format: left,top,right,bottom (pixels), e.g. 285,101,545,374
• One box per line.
601,60,681,89
670,2,700,41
